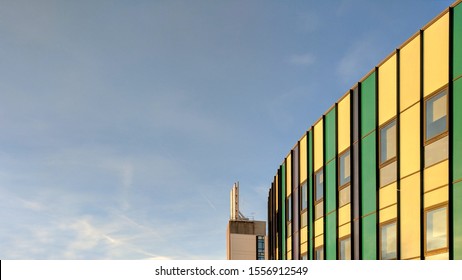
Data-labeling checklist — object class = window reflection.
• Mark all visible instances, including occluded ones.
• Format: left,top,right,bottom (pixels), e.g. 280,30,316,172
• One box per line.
425,90,447,141
380,222,397,260
426,206,447,253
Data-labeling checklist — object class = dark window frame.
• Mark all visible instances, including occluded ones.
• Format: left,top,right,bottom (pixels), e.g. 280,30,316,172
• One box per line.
338,235,352,260
286,195,292,237
314,168,324,220
300,180,308,228
424,203,449,257
378,118,398,188
424,87,449,145
338,148,351,207
300,180,308,213
379,118,398,168
379,219,397,260
314,245,324,260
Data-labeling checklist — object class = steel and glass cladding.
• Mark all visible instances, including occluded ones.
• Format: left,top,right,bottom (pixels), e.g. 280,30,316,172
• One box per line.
267,0,462,260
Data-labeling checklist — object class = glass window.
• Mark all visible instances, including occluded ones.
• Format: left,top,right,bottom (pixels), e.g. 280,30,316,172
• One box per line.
300,181,307,211
339,236,351,260
287,195,292,237
314,169,324,220
301,211,307,228
287,195,292,221
301,254,308,260
257,236,265,260
315,246,324,260
339,150,351,187
425,136,449,167
315,170,323,201
380,221,397,260
426,206,448,253
426,90,448,141
339,185,350,207
380,161,397,187
314,201,323,220
380,120,397,165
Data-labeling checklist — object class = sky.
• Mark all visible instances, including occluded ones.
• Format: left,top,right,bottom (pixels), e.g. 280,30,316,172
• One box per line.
0,0,454,260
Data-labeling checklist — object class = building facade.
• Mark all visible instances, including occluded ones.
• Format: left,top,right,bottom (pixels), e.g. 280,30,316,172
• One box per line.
267,0,462,260
227,182,267,260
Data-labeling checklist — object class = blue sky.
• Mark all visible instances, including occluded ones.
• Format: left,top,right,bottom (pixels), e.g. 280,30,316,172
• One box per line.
0,0,453,259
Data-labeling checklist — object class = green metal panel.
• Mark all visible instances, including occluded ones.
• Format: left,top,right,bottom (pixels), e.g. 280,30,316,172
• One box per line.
454,182,462,259
454,79,462,181
361,132,377,215
361,72,377,137
281,163,286,260
325,211,337,260
325,108,337,162
326,160,337,213
308,130,314,260
362,213,377,260
454,4,462,79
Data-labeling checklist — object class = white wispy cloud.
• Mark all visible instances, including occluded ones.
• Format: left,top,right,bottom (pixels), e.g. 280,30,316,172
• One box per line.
336,35,381,84
287,53,316,66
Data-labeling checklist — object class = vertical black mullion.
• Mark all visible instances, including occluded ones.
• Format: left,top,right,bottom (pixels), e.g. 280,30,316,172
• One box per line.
449,7,454,260
310,127,315,260
349,90,355,260
278,168,283,260
352,85,362,260
322,116,326,259
297,144,303,260
396,49,402,260
272,182,275,260
291,150,295,259
272,181,276,260
419,29,425,260
305,132,309,260
335,103,339,259
268,186,270,259
268,185,272,259
299,138,303,260
292,146,299,260
375,66,380,260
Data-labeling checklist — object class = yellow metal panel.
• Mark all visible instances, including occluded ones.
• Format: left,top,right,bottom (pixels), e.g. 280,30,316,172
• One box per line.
424,160,448,192
400,104,420,178
314,120,324,170
287,251,292,260
315,235,324,247
338,204,351,226
287,237,292,251
400,35,421,111
339,223,351,238
338,94,351,153
424,185,448,208
379,182,397,209
380,204,397,223
300,227,308,244
378,54,397,125
300,135,307,183
287,154,292,197
301,242,308,254
400,173,421,260
315,218,324,236
424,13,449,96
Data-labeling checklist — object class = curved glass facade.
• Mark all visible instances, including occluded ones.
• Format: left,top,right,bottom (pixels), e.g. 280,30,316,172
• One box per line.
267,0,462,260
